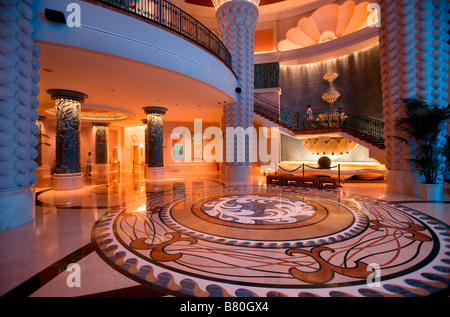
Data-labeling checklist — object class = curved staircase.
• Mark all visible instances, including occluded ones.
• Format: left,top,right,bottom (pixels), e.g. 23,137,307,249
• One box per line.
254,94,386,154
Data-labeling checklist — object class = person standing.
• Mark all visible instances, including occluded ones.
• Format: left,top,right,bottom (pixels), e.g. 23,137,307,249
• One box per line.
306,105,314,129
86,152,93,176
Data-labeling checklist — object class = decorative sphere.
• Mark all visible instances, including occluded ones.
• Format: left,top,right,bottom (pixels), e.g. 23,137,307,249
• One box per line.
318,156,331,169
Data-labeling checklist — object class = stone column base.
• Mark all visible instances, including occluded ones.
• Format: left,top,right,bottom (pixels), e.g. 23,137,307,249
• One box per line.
146,167,165,180
386,170,420,197
0,186,35,231
94,164,109,175
53,173,83,191
35,165,52,178
224,165,253,182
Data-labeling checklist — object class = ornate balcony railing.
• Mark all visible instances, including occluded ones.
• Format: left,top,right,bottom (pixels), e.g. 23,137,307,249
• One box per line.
89,0,233,70
254,94,385,149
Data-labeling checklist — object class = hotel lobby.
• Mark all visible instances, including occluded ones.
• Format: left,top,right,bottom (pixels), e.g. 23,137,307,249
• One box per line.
0,0,449,302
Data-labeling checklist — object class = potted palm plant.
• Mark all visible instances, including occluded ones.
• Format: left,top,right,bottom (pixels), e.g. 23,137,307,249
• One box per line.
397,98,449,200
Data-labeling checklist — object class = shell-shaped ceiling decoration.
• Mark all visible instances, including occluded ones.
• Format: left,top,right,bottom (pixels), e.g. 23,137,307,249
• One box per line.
278,1,372,51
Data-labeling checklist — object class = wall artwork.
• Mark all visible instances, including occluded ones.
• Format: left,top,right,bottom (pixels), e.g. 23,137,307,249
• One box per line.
193,131,203,161
172,131,185,160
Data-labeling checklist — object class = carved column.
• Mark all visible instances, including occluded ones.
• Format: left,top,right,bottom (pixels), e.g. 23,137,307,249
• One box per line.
93,122,110,174
142,119,148,165
378,0,449,196
48,89,87,190
143,107,167,179
0,0,40,230
215,0,259,181
35,115,46,167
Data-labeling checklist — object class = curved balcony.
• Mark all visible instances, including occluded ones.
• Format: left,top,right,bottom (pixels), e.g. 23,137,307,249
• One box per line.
87,0,233,70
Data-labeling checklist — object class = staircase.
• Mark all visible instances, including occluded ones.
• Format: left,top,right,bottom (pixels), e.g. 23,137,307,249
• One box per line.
254,94,386,152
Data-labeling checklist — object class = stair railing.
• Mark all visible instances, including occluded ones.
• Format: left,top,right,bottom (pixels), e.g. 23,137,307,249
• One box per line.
254,94,385,148
90,0,232,70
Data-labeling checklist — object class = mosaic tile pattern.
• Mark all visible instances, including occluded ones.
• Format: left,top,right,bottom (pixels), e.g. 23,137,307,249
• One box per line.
91,184,450,297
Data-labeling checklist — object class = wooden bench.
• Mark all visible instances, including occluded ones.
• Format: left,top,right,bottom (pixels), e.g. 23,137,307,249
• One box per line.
266,175,282,185
267,174,338,189
317,178,338,189
297,177,319,188
282,175,299,186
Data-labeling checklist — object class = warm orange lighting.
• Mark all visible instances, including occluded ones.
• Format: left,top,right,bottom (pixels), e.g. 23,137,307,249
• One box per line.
254,29,274,52
212,0,260,10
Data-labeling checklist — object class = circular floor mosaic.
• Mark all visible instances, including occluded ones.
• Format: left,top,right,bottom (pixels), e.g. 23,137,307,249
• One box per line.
91,184,450,297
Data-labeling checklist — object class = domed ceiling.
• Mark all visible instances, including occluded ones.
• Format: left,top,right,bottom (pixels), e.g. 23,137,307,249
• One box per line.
277,1,374,51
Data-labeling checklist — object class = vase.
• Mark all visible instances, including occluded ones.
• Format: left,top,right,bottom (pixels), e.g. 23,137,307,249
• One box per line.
419,183,444,201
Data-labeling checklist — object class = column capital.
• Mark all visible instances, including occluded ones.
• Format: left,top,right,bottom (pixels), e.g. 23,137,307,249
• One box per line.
143,106,168,115
212,0,260,11
215,0,259,25
47,89,87,103
141,119,147,124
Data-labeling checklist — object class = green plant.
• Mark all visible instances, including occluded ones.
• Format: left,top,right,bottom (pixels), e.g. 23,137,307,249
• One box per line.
396,98,449,184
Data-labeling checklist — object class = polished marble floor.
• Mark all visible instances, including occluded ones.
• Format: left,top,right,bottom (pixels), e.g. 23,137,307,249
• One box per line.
0,172,449,297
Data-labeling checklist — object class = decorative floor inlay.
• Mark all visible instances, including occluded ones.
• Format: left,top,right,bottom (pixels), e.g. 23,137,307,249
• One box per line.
91,184,450,297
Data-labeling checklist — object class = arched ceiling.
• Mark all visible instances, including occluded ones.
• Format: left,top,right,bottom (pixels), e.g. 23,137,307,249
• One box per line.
171,0,378,56
37,42,234,127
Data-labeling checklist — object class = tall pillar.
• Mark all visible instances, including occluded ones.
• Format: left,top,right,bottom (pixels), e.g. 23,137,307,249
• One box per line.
378,0,450,196
48,89,87,190
93,122,110,174
143,107,167,180
142,119,148,165
35,115,46,167
214,0,259,181
0,0,40,230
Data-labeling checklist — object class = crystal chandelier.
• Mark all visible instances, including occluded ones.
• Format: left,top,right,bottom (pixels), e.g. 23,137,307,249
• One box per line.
322,91,341,105
323,72,339,84
211,0,260,10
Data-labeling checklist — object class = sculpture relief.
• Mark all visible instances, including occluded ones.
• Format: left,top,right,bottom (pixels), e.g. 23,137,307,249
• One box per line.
54,98,81,174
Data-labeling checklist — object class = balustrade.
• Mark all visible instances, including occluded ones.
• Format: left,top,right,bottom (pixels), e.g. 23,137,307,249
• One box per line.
254,94,385,146
91,0,232,69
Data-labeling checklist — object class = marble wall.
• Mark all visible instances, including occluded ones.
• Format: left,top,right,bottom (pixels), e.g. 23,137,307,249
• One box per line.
280,45,383,119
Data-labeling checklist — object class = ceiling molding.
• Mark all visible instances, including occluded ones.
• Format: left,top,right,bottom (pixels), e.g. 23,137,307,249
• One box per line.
255,27,379,65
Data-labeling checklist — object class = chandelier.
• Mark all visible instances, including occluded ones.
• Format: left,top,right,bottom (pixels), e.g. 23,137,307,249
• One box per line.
322,91,341,105
211,0,260,10
323,72,339,84
303,137,357,158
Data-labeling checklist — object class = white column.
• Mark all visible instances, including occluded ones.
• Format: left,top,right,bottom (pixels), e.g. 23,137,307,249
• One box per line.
0,0,40,230
215,0,259,181
378,0,450,196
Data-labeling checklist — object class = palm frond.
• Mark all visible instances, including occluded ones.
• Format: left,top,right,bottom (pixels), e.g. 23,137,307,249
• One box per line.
396,98,449,183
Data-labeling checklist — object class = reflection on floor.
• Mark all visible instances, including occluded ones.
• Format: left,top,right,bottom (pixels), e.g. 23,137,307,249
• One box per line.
0,172,449,297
